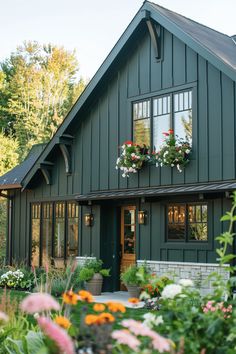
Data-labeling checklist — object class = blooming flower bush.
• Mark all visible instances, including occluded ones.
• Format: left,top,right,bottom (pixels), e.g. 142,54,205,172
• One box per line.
116,141,150,177
0,270,24,289
152,129,191,172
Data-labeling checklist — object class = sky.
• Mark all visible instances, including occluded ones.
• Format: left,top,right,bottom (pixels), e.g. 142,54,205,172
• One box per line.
0,0,236,80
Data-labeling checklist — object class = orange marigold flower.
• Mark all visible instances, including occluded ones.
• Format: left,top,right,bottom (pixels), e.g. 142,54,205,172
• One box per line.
62,290,78,305
128,298,140,304
85,314,99,326
54,316,71,329
107,302,126,313
93,303,106,312
78,290,94,303
98,312,115,324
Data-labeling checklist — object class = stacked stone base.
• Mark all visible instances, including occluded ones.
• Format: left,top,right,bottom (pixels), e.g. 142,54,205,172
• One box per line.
137,260,230,295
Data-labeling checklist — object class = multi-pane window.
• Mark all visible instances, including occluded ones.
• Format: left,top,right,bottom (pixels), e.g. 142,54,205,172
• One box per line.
42,203,53,266
133,100,151,146
123,209,136,255
31,204,41,267
133,90,192,150
167,203,208,242
54,203,65,258
67,202,79,257
30,201,79,267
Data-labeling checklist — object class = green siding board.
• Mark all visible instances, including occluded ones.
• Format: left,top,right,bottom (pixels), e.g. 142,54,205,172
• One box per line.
168,249,182,262
162,30,173,89
172,37,186,86
150,164,161,187
128,47,139,97
138,202,151,260
81,206,91,256
108,81,119,190
198,57,209,182
150,202,161,260
58,156,67,196
138,33,151,94
118,68,128,189
184,250,197,262
139,165,150,188
150,41,162,92
186,47,197,82
91,108,100,191
161,166,172,185
197,250,207,263
208,64,222,181
172,168,184,185
82,120,91,193
99,97,109,190
221,74,235,180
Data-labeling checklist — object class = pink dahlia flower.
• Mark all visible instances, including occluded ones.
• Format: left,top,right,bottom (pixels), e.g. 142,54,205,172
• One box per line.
112,329,140,351
38,316,75,354
20,293,60,314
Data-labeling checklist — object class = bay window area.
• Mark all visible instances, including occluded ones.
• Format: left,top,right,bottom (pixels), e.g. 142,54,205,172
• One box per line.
31,201,79,267
133,89,192,150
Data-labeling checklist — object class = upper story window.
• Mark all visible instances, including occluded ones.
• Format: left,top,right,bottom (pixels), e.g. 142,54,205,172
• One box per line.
133,90,192,150
167,203,208,242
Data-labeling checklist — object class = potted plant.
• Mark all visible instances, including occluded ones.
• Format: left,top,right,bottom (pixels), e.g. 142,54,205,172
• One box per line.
120,264,149,298
78,258,110,295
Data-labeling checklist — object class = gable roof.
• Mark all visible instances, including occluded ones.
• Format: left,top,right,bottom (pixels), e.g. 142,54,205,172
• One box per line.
0,144,46,190
18,2,236,189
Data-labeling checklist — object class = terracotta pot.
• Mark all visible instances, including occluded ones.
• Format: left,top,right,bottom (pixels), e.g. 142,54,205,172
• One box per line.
126,284,141,298
85,273,103,295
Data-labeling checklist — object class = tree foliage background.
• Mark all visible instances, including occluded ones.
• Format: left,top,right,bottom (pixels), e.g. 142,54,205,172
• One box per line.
0,41,86,163
0,41,86,261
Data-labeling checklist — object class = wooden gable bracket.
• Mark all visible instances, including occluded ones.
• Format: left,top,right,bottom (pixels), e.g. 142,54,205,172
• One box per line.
59,144,72,175
40,161,54,185
144,10,161,61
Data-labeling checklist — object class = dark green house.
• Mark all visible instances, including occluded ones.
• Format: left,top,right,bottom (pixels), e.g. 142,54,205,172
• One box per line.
1,2,236,291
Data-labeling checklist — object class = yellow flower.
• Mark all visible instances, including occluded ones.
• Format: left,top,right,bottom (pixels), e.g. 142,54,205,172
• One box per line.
128,297,140,304
85,314,99,325
54,316,71,329
93,303,106,312
106,302,126,313
62,290,78,305
78,290,94,303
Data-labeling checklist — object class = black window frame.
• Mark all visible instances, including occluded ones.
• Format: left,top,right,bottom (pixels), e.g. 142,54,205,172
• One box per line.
132,89,192,149
166,202,208,243
30,200,79,267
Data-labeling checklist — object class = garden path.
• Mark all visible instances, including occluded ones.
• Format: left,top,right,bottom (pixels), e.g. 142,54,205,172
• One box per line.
93,291,144,308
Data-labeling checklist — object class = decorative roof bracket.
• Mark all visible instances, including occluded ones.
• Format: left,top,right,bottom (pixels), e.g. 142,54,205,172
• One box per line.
40,161,54,185
144,10,161,60
59,144,72,174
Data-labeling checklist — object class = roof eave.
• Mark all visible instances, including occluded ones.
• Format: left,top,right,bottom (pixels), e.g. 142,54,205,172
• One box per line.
0,183,22,190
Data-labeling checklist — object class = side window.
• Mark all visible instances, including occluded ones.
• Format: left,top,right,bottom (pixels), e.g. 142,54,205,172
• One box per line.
31,203,41,267
174,90,192,144
133,100,150,145
54,202,65,258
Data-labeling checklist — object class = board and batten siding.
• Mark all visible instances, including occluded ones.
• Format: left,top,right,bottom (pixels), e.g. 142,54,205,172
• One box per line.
69,28,236,195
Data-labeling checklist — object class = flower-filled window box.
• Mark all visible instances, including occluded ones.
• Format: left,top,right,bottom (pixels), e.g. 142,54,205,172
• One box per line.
116,131,191,177
151,129,191,173
116,141,150,177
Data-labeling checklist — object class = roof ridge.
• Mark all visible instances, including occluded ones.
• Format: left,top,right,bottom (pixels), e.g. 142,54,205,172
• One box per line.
148,1,231,39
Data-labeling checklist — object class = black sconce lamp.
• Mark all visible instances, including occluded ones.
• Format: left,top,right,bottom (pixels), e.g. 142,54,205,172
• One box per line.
138,210,147,225
84,213,94,227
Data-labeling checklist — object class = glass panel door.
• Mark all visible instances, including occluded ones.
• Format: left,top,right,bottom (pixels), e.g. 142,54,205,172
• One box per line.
31,203,41,267
42,203,53,267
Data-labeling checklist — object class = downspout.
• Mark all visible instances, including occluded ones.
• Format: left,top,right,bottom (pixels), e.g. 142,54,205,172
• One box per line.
0,191,13,265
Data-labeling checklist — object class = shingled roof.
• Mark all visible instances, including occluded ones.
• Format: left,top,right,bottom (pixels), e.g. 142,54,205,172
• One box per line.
149,2,236,71
0,144,46,190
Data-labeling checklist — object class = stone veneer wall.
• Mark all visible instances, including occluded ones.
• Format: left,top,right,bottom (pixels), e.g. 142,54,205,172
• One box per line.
76,256,96,266
137,260,230,295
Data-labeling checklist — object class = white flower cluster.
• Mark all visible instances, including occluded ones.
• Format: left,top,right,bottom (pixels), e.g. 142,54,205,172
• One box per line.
161,278,194,299
143,313,164,328
0,270,24,287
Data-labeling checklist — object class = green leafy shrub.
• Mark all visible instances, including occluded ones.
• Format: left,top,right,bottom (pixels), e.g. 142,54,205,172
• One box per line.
78,258,110,282
120,264,149,286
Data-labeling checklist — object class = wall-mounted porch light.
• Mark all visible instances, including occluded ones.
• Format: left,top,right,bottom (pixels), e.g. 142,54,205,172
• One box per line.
84,213,94,227
138,210,147,225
